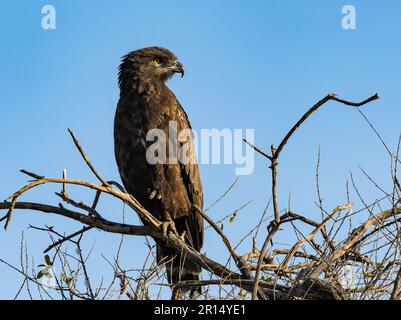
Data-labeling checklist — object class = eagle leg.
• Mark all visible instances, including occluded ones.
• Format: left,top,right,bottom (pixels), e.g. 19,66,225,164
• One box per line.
160,211,177,239
160,220,176,238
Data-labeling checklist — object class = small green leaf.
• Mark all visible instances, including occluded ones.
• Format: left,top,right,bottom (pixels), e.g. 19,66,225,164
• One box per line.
262,276,273,282
229,211,238,223
36,270,45,279
44,255,52,266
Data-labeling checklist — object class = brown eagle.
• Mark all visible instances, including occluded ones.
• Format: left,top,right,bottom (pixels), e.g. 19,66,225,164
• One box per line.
114,47,204,297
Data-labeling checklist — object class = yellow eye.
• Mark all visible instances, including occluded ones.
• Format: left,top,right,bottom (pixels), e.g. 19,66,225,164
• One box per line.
153,58,161,65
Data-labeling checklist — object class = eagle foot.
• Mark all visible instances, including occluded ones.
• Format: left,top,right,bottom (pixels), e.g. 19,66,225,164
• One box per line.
160,220,177,239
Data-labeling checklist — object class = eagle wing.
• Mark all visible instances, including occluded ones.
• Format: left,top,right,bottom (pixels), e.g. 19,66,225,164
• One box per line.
173,99,204,250
114,90,203,251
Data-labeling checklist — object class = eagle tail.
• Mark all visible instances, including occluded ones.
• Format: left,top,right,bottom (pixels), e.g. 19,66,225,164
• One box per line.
156,244,202,298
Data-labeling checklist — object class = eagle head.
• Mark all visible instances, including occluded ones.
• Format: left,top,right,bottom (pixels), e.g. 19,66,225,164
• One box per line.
118,47,184,89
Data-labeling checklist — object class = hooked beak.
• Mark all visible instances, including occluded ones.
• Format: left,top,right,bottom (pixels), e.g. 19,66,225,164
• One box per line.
171,60,185,78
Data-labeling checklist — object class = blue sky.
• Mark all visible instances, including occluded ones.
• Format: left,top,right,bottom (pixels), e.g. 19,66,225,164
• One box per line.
0,0,400,299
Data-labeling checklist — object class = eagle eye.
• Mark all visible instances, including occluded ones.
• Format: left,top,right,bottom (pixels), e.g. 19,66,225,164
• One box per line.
153,58,161,65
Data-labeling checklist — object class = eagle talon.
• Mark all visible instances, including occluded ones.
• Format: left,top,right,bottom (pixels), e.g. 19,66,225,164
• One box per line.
160,220,177,239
